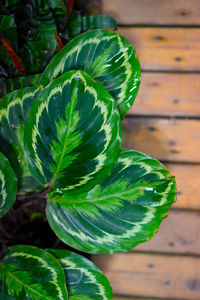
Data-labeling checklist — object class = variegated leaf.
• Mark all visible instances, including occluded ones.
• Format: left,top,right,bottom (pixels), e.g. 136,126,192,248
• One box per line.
0,86,44,193
24,70,121,194
46,149,176,254
48,249,113,300
0,152,17,218
39,29,140,119
0,245,68,300
0,74,40,97
0,86,40,145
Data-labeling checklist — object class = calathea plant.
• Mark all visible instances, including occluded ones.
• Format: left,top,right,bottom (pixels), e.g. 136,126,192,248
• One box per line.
0,28,176,299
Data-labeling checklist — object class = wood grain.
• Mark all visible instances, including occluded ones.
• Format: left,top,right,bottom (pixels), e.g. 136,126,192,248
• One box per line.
130,73,200,117
122,118,200,162
166,163,200,210
102,0,200,25
93,253,200,299
135,210,200,255
118,27,200,71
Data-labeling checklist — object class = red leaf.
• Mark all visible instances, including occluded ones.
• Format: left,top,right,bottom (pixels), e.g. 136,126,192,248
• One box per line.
53,31,64,51
1,38,26,75
67,0,75,17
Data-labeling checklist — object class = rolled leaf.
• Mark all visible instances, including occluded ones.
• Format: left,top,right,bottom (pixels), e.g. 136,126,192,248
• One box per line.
48,249,113,300
24,70,121,194
46,149,176,254
0,152,17,218
0,245,68,300
39,29,140,119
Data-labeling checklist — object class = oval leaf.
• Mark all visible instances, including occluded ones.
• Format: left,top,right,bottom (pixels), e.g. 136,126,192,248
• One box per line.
46,149,176,254
39,29,140,119
0,152,17,218
24,70,121,194
0,245,68,300
48,249,113,300
0,86,44,193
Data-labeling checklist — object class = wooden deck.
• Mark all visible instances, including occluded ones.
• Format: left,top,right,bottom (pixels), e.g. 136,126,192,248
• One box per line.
92,1,200,299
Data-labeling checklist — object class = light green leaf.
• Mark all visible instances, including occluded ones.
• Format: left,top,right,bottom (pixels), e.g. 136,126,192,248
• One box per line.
0,152,17,218
24,70,121,194
39,29,140,119
0,245,68,300
46,149,176,254
48,249,113,300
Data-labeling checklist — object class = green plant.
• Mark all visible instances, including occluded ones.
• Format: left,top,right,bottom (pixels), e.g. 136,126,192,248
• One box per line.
0,2,176,299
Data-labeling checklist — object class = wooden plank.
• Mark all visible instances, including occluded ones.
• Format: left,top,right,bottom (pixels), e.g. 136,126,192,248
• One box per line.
93,253,200,299
129,73,200,117
118,27,200,71
122,118,200,162
102,0,200,25
135,210,200,255
166,163,200,210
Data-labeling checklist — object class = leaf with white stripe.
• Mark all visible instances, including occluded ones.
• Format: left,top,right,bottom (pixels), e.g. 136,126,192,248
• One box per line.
24,70,121,194
46,149,176,254
39,29,140,119
0,152,17,218
0,245,68,300
0,86,44,193
48,249,113,300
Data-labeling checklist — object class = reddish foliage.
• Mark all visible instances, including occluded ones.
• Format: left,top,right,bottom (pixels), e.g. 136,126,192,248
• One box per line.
1,38,26,75
53,31,64,51
67,0,75,16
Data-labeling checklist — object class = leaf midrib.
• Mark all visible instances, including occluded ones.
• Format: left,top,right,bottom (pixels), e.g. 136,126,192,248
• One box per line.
49,179,171,204
0,263,50,299
49,82,78,190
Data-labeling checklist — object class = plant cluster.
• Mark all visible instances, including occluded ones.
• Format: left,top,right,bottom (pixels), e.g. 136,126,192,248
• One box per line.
0,1,176,299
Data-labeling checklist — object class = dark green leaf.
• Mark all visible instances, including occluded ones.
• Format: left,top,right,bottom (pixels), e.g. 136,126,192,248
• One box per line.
0,152,17,218
46,149,176,254
48,249,113,300
69,14,117,38
0,245,68,300
0,86,44,193
24,70,121,194
39,29,141,119
0,73,40,97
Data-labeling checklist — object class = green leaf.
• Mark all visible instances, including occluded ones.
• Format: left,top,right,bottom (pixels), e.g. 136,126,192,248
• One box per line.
48,249,113,300
0,73,40,98
46,149,176,254
39,29,140,119
0,245,68,300
69,14,117,39
0,86,44,193
0,15,18,50
0,152,17,218
24,70,121,194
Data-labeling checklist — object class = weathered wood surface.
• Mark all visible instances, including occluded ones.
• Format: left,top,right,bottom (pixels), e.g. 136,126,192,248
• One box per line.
122,118,200,163
166,163,200,210
93,253,200,299
118,27,200,71
135,210,200,255
129,73,200,117
102,0,200,25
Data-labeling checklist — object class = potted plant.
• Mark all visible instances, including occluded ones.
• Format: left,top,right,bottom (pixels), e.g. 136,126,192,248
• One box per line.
0,1,176,298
